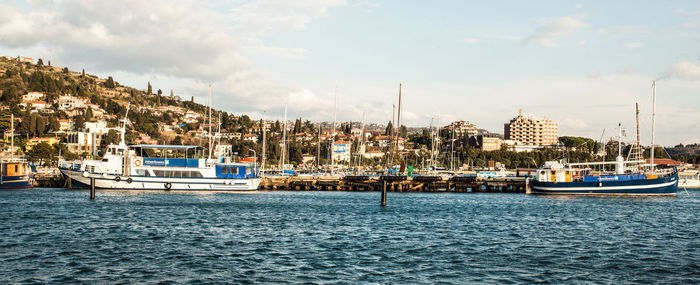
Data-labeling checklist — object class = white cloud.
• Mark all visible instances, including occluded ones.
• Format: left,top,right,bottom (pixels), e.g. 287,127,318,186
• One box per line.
458,38,481,44
586,70,601,79
669,61,700,80
597,25,648,36
675,9,700,16
523,14,589,47
625,42,642,48
0,0,349,122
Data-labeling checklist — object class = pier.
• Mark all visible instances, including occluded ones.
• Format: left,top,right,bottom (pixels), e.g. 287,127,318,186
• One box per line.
259,175,526,193
40,173,526,193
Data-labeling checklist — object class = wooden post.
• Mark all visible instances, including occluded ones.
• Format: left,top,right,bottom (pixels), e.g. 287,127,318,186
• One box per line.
381,180,387,206
67,176,72,189
90,177,95,200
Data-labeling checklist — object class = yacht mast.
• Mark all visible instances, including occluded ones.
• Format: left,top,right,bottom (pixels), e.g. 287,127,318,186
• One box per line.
331,86,337,174
208,84,212,160
281,98,288,173
650,80,657,174
10,113,14,160
394,83,402,168
261,111,266,177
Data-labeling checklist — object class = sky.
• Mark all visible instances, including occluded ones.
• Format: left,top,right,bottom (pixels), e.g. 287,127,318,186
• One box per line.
0,0,698,146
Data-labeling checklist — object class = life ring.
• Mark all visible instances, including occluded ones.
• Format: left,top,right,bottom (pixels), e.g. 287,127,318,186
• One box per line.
82,171,90,177
126,177,133,184
134,159,142,167
164,182,172,190
115,176,121,182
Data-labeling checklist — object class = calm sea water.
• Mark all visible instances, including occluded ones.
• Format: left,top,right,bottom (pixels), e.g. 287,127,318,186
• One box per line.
1,188,698,284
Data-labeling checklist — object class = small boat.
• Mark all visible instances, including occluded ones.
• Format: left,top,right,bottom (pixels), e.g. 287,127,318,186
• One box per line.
679,170,700,188
1,113,34,189
1,158,35,189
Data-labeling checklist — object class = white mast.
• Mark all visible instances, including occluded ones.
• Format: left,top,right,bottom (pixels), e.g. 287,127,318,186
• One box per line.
261,110,266,177
10,113,14,160
119,102,131,146
331,86,337,174
208,84,212,160
650,80,657,174
281,98,288,173
615,123,625,174
429,117,434,171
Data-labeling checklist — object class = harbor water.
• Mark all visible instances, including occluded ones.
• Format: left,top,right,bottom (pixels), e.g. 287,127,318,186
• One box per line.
1,189,698,284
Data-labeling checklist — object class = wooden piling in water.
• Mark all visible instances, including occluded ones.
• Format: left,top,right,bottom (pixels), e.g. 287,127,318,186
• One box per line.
381,181,387,206
90,177,95,200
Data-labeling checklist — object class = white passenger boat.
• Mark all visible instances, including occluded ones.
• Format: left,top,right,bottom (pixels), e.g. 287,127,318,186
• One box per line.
60,144,260,191
59,105,260,191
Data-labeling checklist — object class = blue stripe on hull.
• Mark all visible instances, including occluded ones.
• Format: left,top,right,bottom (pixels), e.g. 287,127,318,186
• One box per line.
530,175,678,195
0,175,34,189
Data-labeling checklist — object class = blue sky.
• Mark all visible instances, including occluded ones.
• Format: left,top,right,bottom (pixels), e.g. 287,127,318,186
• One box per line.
0,0,698,145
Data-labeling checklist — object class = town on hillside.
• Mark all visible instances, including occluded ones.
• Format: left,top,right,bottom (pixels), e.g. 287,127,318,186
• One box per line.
1,56,699,171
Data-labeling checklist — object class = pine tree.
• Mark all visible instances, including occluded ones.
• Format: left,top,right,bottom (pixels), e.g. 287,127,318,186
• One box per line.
385,121,394,136
81,69,85,77
37,58,43,66
147,81,152,95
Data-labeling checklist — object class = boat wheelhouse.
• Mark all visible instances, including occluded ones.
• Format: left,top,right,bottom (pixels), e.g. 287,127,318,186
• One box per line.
1,158,34,189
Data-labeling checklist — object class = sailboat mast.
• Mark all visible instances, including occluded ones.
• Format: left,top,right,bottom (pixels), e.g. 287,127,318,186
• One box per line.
261,111,266,177
650,80,657,173
10,113,14,160
208,84,212,160
395,83,402,166
331,87,337,174
281,99,288,173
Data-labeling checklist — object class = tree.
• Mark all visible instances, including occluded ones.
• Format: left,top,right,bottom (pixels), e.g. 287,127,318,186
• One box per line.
82,69,85,77
104,76,116,88
74,114,85,130
47,60,51,66
27,142,54,165
37,58,43,66
385,121,394,136
170,89,174,97
85,107,94,121
48,117,60,132
157,89,162,96
147,81,152,95
191,96,194,103
103,129,120,146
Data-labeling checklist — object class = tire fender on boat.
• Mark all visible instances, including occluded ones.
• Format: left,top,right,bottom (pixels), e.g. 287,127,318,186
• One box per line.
126,177,133,184
82,171,90,177
165,182,172,190
115,176,121,182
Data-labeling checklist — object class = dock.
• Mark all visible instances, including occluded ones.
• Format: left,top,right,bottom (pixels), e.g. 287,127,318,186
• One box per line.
260,175,526,193
38,172,526,193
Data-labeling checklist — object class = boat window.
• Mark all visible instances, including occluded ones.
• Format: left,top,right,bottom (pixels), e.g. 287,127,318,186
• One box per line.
229,167,238,174
221,167,228,174
15,165,18,172
190,171,203,178
136,169,148,176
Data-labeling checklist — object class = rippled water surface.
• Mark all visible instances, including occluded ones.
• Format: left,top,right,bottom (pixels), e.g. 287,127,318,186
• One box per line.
1,189,699,284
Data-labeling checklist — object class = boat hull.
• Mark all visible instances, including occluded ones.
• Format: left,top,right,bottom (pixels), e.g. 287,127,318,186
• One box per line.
529,174,677,195
60,169,260,191
0,174,34,189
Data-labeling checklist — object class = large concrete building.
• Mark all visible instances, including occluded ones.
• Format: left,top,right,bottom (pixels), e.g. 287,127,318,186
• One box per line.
504,110,558,146
446,120,478,138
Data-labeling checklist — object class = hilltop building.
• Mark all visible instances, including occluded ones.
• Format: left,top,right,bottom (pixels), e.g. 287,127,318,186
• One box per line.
332,141,351,162
446,121,478,138
504,110,558,146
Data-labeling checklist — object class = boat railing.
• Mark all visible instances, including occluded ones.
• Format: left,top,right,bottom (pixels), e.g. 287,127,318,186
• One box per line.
1,157,28,163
